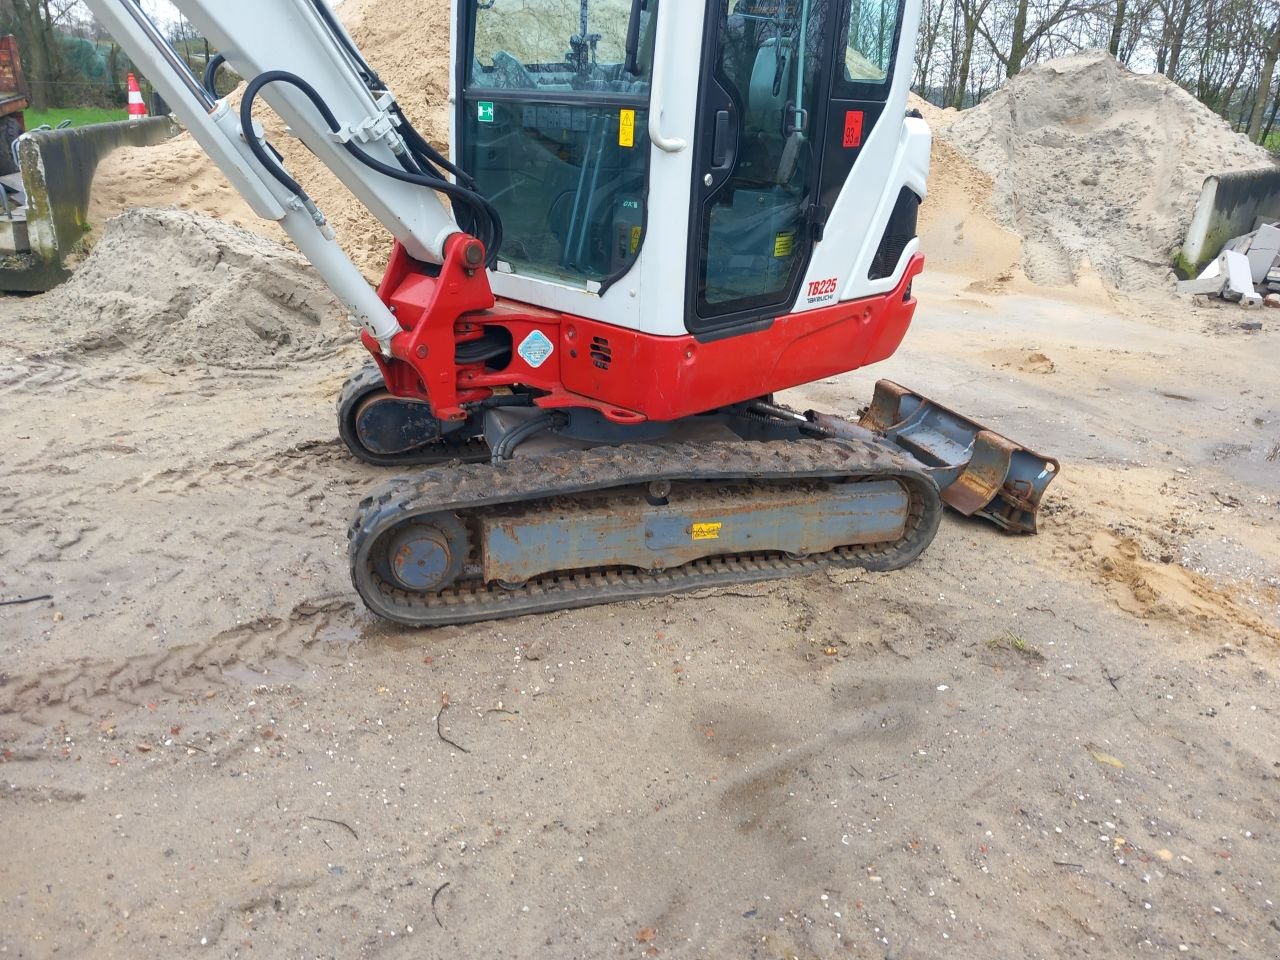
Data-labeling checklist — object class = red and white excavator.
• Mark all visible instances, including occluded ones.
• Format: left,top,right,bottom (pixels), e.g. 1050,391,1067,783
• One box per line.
83,0,1057,626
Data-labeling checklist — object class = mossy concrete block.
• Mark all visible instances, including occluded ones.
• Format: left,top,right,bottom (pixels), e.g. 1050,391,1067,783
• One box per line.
1178,167,1280,279
6,116,179,292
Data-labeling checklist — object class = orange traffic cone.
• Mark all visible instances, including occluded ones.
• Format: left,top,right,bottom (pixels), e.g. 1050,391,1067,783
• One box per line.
127,72,148,121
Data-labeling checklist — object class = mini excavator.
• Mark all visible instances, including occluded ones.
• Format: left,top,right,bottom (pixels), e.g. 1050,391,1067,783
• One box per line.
85,0,1058,626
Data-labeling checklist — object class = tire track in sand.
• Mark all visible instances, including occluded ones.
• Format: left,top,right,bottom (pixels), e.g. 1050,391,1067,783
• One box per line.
0,599,361,727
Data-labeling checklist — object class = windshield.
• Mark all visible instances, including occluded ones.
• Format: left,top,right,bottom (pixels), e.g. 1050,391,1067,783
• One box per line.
471,0,654,94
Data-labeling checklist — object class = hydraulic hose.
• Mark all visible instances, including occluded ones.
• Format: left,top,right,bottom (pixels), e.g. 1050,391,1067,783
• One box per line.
306,0,384,89
301,1,474,189
203,52,226,98
238,70,502,264
239,71,317,200
339,142,504,266
490,412,565,463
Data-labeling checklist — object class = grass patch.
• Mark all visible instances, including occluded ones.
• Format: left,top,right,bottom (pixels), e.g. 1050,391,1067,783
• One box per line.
986,631,1045,661
23,107,128,129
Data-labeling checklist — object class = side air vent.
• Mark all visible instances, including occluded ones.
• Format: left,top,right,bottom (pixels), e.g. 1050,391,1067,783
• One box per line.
590,336,612,370
868,188,920,281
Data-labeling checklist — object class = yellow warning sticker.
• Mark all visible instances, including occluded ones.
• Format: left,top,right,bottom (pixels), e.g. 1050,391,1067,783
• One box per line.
619,109,635,148
630,225,642,253
773,232,795,258
691,522,723,541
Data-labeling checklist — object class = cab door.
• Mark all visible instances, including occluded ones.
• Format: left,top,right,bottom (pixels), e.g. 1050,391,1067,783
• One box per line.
685,0,837,337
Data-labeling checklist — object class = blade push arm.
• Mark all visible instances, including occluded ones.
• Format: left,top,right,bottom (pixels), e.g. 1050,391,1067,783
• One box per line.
81,0,474,351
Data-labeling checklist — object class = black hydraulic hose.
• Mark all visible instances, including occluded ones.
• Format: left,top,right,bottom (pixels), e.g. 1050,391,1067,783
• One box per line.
306,0,384,88
303,0,475,192
391,105,475,187
239,71,318,200
491,412,564,463
340,141,504,266
203,52,226,98
239,70,502,263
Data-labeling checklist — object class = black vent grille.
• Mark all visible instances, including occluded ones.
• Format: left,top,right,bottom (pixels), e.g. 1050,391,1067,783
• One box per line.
868,188,921,281
590,336,612,370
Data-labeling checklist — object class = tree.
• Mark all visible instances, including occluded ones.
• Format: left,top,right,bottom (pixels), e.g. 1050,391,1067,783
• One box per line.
1249,9,1280,142
978,0,1082,79
1108,0,1127,57
953,0,993,107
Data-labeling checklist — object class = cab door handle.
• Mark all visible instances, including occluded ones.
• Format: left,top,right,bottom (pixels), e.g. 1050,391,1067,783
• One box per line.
712,109,737,170
647,3,687,153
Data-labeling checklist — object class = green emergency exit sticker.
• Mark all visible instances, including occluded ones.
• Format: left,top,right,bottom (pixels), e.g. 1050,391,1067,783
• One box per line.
477,101,495,123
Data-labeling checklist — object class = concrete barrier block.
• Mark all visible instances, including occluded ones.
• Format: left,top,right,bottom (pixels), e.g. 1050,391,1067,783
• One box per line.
1178,168,1280,279
1,116,180,292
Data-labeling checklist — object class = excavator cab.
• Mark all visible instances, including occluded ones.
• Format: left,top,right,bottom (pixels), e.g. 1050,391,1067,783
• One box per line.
455,0,916,342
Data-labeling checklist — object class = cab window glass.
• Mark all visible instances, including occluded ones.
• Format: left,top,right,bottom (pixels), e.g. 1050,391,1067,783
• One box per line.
471,0,655,94
843,0,899,83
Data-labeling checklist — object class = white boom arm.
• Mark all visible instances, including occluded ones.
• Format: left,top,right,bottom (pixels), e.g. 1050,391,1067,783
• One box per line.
81,0,465,350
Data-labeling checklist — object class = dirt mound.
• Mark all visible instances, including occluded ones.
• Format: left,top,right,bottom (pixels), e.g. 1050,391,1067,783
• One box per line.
33,208,349,366
907,91,957,129
88,134,286,247
943,50,1275,292
918,136,1023,283
906,92,1024,286
87,0,452,281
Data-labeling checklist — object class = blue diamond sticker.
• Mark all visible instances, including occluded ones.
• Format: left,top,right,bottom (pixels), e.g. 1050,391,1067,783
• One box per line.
517,330,554,368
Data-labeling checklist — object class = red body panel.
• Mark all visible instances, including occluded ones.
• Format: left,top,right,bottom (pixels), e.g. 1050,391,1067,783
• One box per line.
367,240,924,424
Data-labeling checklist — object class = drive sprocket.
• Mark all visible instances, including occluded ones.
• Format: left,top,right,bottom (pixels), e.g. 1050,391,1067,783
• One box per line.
337,364,488,467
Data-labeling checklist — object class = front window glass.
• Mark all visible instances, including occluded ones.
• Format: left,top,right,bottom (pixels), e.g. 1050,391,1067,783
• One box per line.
463,2,657,287
471,0,655,94
843,0,899,83
463,102,650,284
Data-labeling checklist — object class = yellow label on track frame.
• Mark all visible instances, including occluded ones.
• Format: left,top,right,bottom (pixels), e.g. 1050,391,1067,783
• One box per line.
619,109,636,148
691,522,723,541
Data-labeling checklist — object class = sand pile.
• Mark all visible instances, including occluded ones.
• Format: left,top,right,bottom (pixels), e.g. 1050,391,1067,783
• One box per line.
88,0,452,280
88,133,286,247
35,208,348,365
943,50,1275,290
908,93,1023,283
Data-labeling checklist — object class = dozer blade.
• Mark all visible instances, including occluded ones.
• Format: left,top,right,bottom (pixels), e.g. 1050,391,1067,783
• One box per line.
814,380,1059,534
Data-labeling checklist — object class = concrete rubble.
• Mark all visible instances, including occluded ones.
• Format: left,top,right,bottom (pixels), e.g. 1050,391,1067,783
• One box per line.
1177,220,1280,313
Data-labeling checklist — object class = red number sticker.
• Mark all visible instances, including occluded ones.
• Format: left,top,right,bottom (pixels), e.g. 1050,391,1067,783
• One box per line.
843,110,864,149
807,277,839,301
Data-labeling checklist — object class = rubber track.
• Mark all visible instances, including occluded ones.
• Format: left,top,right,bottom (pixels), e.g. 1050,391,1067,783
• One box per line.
347,438,944,627
336,365,489,467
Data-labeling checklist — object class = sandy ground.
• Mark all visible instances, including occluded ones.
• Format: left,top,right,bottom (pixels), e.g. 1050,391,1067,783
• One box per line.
1,258,1278,957
4,8,1280,954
